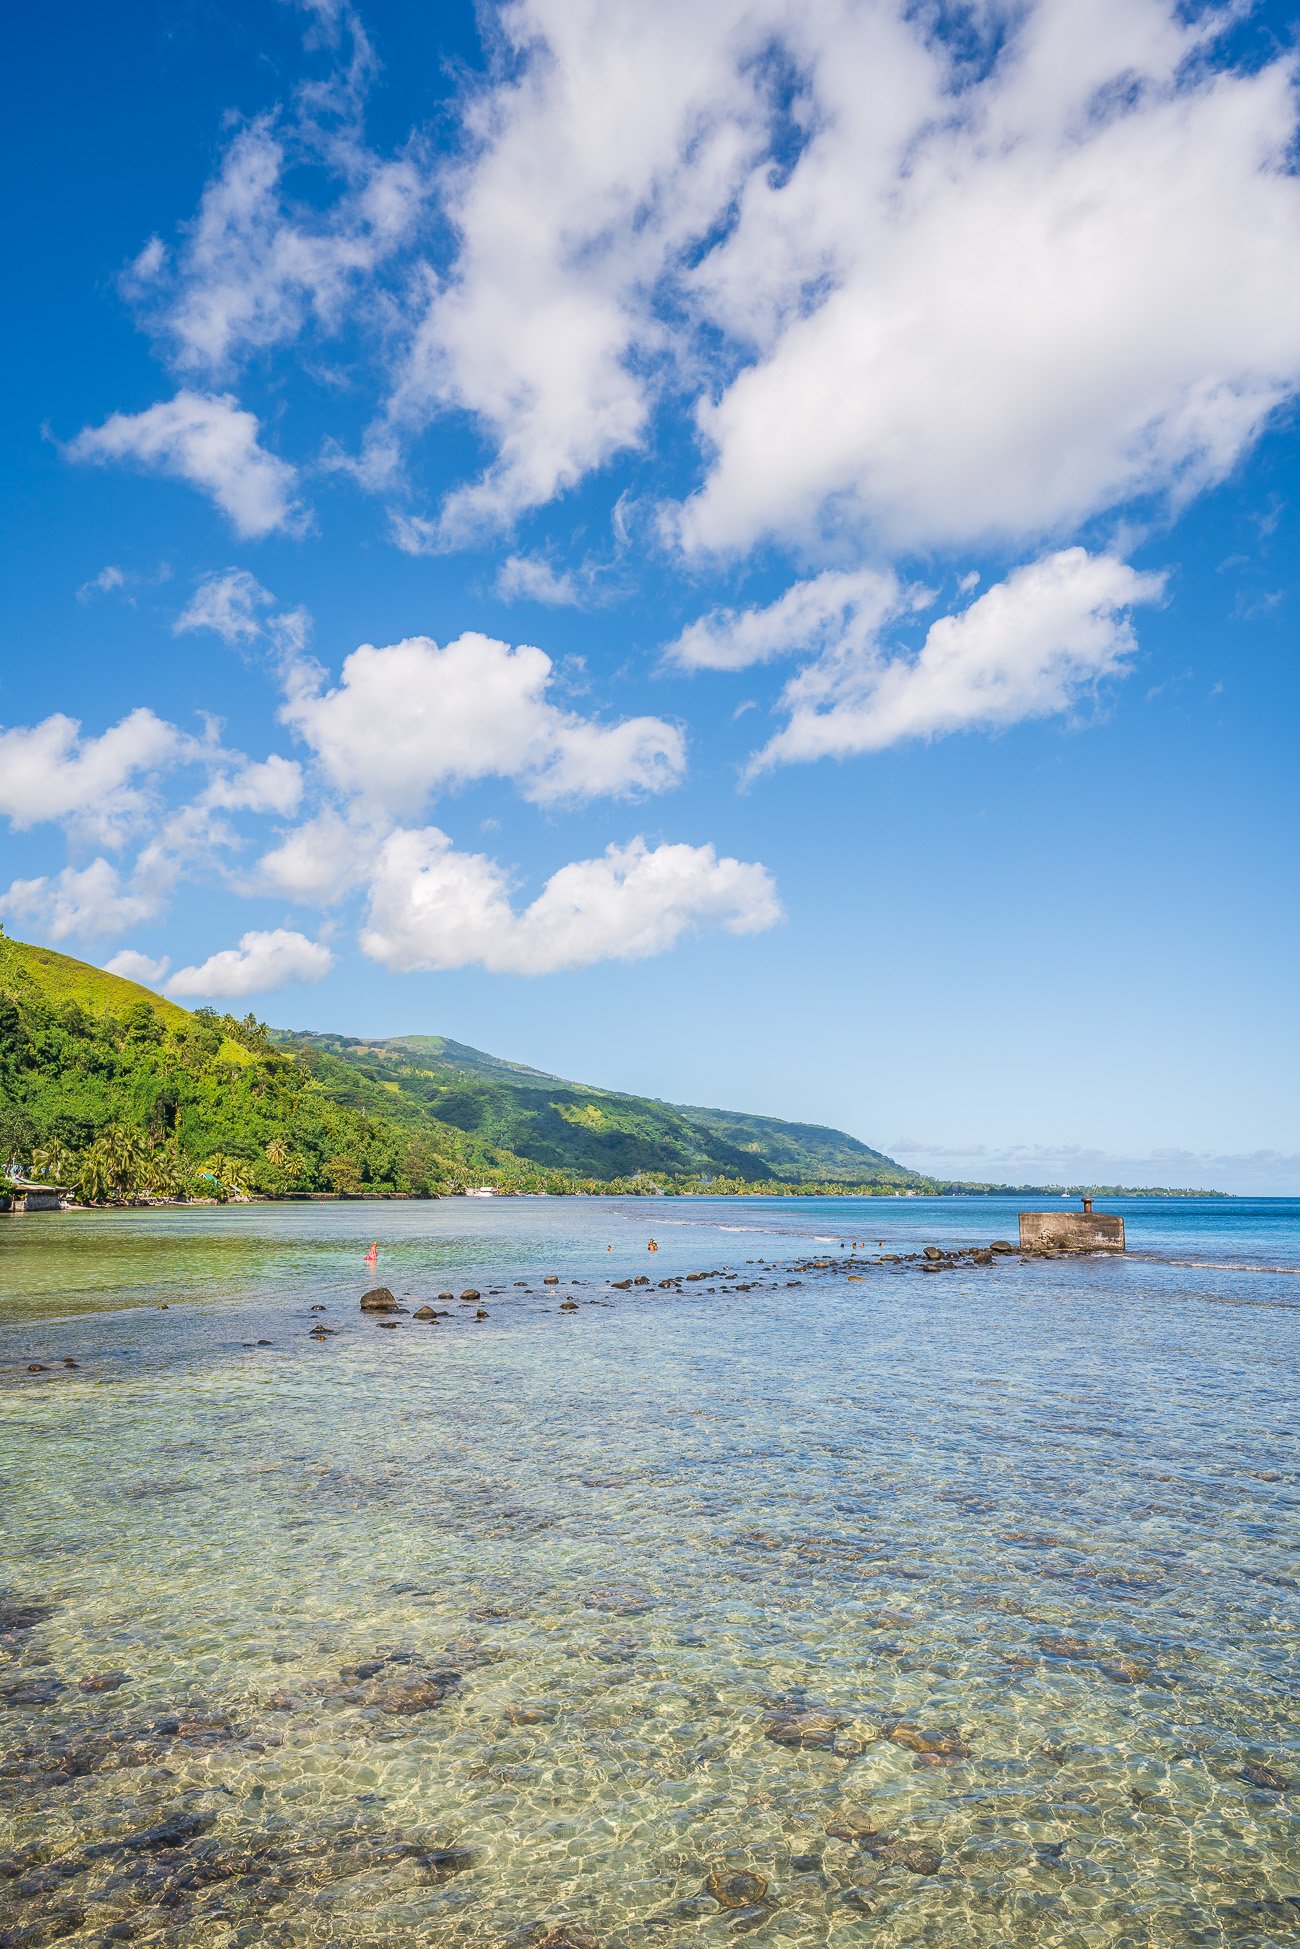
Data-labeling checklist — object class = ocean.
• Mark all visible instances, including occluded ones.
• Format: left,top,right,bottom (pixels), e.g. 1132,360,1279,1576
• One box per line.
1,1195,1296,1947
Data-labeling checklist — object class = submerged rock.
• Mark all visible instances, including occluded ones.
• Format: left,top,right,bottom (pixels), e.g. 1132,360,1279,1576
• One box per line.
706,1870,768,1908
1097,1655,1149,1684
824,1811,884,1842
724,1905,772,1932
0,1598,55,1638
1241,1760,1291,1793
873,1839,942,1876
887,1724,970,1758
377,1675,458,1714
77,1671,128,1694
1038,1634,1090,1659
1,1678,65,1707
513,1924,599,1949
764,1706,845,1750
504,1702,551,1726
584,1584,654,1615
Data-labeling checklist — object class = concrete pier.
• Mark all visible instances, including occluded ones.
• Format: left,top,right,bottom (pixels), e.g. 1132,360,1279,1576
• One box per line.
1018,1196,1125,1252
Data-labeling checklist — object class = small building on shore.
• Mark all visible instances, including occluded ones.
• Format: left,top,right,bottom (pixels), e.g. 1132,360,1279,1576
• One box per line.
1019,1196,1125,1252
3,1178,66,1214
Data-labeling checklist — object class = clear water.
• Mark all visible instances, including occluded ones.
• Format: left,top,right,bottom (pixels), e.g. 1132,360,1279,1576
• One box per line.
1,1196,1296,1948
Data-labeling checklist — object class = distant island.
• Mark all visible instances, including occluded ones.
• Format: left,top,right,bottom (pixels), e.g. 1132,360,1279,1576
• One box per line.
0,931,1224,1207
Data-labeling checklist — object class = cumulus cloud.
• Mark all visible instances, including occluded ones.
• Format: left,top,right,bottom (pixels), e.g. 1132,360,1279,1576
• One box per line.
377,0,1300,556
280,630,685,814
139,119,422,377
166,927,334,998
67,391,304,538
0,708,184,834
1,858,171,943
667,568,908,672
200,755,303,817
104,949,171,986
750,549,1166,772
361,828,782,974
252,808,378,905
496,554,582,606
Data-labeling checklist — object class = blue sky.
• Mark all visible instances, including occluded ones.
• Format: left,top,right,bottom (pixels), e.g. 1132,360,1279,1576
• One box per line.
3,0,1298,1192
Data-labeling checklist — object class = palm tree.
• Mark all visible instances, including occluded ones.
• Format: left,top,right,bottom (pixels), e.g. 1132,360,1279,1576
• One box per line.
201,1153,253,1200
31,1141,75,1187
76,1125,150,1203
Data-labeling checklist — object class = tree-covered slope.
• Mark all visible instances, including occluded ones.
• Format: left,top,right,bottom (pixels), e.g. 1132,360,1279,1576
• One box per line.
275,1028,922,1188
0,933,523,1200
1,930,925,1199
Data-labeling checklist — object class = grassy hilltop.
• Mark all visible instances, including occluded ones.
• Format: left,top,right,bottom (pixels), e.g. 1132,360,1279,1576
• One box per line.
0,932,925,1202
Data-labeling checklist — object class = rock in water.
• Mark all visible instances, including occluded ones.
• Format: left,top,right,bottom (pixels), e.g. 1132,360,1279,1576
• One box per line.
887,1724,970,1757
78,1671,128,1693
824,1811,884,1841
360,1287,398,1312
706,1871,768,1908
764,1706,845,1749
1241,1761,1291,1792
876,1840,942,1876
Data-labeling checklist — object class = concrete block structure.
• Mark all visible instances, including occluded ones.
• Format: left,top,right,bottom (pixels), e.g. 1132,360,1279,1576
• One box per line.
3,1179,64,1213
1019,1197,1125,1252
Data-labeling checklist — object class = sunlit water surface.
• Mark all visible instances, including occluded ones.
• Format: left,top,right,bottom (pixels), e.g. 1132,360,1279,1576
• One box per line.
1,1196,1296,1949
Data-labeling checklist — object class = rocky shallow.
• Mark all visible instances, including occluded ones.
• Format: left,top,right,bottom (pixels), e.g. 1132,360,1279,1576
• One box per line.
1,1212,1296,1948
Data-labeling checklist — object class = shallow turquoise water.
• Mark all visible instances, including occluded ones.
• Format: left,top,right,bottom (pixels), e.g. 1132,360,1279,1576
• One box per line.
1,1197,1297,1948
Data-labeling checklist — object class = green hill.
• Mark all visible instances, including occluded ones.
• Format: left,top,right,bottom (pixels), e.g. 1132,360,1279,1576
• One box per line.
0,932,525,1202
0,930,925,1202
274,1028,921,1189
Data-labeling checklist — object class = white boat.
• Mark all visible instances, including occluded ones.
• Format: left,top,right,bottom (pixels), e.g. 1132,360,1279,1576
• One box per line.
464,1185,498,1198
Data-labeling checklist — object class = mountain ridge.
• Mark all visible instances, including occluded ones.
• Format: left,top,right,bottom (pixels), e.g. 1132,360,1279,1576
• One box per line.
1,932,923,1197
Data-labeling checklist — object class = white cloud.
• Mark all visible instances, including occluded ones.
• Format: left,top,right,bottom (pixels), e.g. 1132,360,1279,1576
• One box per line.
166,927,334,998
76,565,128,604
1,858,169,943
0,708,183,834
377,0,1300,557
749,549,1166,772
252,808,378,905
147,119,422,377
377,0,776,538
676,10,1300,555
666,568,907,672
361,828,782,974
200,755,303,817
67,391,304,538
280,630,685,814
104,949,171,986
496,554,582,606
174,568,275,642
